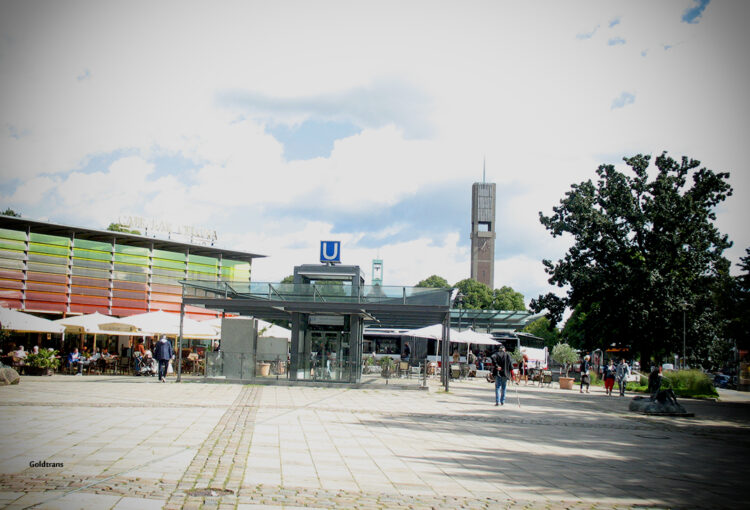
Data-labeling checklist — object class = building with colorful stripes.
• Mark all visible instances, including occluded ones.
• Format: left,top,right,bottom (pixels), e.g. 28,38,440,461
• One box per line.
0,215,263,320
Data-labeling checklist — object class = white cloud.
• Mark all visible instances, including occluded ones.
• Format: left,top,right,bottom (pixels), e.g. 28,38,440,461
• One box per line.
1,0,748,315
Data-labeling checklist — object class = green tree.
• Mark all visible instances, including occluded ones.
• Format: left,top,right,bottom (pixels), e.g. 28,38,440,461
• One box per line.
559,305,594,350
493,285,525,311
522,317,560,348
716,248,750,365
531,153,733,367
1,208,20,217
106,223,141,235
416,275,450,288
280,275,294,284
453,278,493,309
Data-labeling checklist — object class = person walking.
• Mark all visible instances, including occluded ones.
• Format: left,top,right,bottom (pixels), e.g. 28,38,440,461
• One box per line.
603,359,616,396
580,354,591,393
401,342,411,363
491,346,513,406
153,335,174,383
616,358,631,396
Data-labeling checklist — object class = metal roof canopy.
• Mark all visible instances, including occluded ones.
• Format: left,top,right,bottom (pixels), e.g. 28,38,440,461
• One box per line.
0,215,264,263
180,280,451,329
450,308,543,332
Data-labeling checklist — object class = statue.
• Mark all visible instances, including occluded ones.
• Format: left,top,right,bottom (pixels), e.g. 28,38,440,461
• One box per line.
629,366,692,416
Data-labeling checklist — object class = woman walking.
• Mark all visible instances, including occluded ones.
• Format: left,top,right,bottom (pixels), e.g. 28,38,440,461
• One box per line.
603,359,616,395
580,354,591,393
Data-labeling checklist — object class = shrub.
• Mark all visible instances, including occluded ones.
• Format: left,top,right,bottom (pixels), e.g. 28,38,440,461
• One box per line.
26,349,60,371
511,347,523,364
663,369,717,397
626,370,717,398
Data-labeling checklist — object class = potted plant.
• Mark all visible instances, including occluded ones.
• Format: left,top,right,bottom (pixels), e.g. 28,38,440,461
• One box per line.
25,349,60,376
363,355,376,374
510,347,523,383
379,356,394,379
551,343,578,390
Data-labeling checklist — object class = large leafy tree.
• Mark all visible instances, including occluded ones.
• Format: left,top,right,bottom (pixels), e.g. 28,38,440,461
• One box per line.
451,279,525,310
453,278,494,309
522,316,559,348
416,275,450,288
531,153,733,366
493,285,525,311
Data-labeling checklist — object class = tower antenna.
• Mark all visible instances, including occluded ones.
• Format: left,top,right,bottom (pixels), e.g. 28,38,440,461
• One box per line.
483,156,486,183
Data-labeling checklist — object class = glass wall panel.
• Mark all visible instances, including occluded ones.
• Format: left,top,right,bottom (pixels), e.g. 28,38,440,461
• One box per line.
74,239,111,251
29,233,69,246
0,239,25,251
28,243,68,256
73,248,111,261
0,228,27,241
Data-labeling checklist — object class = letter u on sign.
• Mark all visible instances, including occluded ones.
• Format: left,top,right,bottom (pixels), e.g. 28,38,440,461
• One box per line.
320,241,341,263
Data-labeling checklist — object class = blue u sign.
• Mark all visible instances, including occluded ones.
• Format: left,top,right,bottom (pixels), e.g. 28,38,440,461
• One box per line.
320,241,341,263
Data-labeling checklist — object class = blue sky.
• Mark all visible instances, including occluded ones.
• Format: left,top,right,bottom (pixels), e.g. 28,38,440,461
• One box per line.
1,0,748,311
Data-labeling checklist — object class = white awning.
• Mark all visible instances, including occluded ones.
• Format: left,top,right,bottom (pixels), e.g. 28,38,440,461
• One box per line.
0,307,65,334
103,310,218,338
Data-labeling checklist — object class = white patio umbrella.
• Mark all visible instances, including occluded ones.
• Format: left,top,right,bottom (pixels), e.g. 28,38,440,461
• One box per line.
54,312,138,336
0,307,65,334
54,312,139,353
104,310,218,338
407,324,491,343
456,329,499,346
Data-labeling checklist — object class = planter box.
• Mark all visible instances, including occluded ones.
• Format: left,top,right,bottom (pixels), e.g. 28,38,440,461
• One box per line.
256,362,271,376
559,376,575,390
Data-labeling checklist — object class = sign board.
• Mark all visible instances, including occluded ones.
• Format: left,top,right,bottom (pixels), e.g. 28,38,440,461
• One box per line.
320,241,341,264
308,315,345,326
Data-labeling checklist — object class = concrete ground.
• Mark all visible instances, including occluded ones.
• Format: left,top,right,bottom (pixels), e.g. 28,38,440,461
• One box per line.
0,375,747,509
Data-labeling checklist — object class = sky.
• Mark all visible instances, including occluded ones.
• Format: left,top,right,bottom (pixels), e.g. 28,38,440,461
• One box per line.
1,0,748,311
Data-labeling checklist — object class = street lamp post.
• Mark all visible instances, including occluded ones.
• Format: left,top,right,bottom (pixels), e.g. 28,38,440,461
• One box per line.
680,302,688,370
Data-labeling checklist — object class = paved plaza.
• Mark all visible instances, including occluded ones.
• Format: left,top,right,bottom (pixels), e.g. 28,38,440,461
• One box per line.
0,375,748,509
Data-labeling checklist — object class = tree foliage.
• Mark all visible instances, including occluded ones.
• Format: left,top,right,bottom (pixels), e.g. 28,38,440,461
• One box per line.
453,278,494,309
453,279,526,310
416,275,450,288
493,286,525,311
522,316,560,348
531,153,733,366
1,208,20,217
106,223,141,235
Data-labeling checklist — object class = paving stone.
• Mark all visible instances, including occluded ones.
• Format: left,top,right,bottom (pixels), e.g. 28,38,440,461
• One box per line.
2,377,749,508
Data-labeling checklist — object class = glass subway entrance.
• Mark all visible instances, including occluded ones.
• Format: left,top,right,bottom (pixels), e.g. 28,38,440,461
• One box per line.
298,316,357,382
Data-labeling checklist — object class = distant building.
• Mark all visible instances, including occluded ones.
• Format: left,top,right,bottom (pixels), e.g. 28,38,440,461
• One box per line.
372,259,383,285
0,215,263,319
470,181,496,288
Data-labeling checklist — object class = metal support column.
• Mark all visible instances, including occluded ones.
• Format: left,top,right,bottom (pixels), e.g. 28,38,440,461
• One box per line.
177,299,185,382
442,313,450,392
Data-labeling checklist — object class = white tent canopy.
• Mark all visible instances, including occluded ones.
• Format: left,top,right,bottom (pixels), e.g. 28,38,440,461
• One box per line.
103,310,218,338
454,329,499,346
0,307,65,334
53,312,138,336
407,324,499,345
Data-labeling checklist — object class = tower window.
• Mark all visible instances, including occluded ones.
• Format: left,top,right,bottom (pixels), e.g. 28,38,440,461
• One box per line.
478,222,491,232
